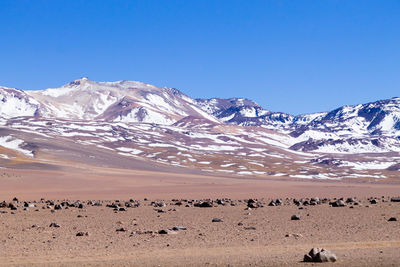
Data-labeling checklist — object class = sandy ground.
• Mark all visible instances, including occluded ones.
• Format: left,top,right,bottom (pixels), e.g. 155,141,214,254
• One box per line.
1,166,400,200
1,167,400,266
1,196,400,266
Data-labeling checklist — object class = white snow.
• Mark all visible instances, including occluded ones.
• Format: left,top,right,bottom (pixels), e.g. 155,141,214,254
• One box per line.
0,136,33,157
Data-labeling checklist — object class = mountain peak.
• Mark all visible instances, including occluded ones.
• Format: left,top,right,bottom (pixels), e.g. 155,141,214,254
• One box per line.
68,77,90,86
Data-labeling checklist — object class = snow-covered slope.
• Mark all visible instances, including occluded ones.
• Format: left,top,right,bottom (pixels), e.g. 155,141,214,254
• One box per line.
0,78,399,155
0,78,399,180
22,78,220,125
0,87,41,118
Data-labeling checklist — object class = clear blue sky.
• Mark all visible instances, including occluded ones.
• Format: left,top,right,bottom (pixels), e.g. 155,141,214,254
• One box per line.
0,1,399,115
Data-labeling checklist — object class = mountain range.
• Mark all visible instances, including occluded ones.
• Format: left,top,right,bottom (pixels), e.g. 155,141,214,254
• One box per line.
0,78,399,180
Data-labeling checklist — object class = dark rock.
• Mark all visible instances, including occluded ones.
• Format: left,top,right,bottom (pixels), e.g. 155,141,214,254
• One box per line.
390,197,400,202
158,229,169,234
370,199,378,204
331,199,346,207
217,199,225,205
76,232,88,236
195,201,213,208
9,203,17,210
153,202,166,208
304,248,337,262
388,217,397,221
49,223,60,228
291,215,300,220
171,226,187,231
116,228,127,232
212,218,223,222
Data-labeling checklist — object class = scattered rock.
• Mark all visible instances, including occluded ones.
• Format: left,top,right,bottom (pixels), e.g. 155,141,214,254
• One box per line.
285,233,303,238
331,199,346,207
370,199,378,204
76,232,88,236
195,201,213,208
291,215,300,220
171,226,187,231
304,248,337,262
9,203,17,210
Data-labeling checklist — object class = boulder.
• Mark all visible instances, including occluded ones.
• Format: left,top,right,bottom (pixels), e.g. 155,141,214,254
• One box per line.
291,215,300,220
331,199,346,207
304,248,337,262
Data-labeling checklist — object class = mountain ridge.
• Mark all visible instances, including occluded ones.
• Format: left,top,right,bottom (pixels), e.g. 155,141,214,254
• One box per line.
1,78,399,156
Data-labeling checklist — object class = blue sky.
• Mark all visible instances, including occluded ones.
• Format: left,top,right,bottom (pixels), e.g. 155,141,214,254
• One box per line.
0,1,399,115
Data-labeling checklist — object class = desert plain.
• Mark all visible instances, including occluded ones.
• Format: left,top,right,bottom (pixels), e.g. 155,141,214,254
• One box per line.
1,166,400,267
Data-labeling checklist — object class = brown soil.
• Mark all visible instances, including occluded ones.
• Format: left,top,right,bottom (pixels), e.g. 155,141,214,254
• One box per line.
1,167,400,266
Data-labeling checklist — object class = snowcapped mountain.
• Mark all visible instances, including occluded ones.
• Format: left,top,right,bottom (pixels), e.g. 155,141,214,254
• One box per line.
0,78,399,180
16,77,219,125
196,98,294,127
0,87,41,118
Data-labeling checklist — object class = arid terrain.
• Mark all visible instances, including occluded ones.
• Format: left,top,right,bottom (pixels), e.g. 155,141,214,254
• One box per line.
1,79,400,266
1,167,400,266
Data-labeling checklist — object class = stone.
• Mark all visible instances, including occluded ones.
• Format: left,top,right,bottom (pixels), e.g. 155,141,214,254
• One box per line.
331,199,346,207
388,217,397,221
198,201,213,208
370,199,378,204
212,218,223,222
390,197,400,202
304,248,337,263
9,203,17,210
285,233,303,238
171,226,187,231
291,215,300,220
49,223,60,228
76,232,88,236
316,250,338,262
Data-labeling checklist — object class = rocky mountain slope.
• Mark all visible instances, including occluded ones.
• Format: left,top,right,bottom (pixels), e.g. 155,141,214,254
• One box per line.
0,78,399,180
1,78,218,125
